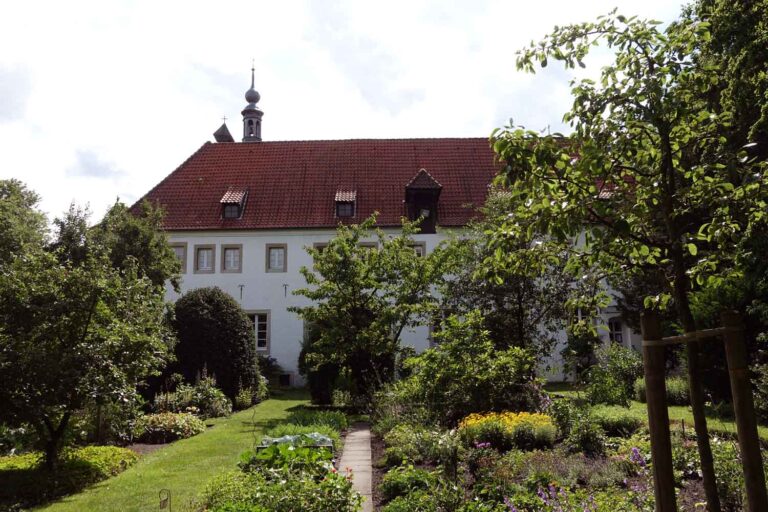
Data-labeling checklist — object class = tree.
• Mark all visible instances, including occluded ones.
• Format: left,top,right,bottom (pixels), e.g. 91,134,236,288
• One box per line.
291,215,445,402
0,179,47,266
491,11,767,509
0,251,172,469
172,287,260,400
439,190,571,356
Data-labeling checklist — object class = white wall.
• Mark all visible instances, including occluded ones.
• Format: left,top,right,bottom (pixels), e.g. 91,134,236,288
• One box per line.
165,228,455,385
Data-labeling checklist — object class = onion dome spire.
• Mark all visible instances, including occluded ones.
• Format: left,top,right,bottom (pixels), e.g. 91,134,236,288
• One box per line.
242,61,263,143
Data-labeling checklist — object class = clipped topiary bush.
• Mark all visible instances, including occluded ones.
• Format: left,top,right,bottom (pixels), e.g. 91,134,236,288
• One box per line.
173,287,260,399
132,412,205,444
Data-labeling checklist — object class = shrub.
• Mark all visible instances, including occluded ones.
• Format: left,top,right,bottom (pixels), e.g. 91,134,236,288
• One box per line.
379,481,464,512
590,407,644,437
132,412,205,443
565,416,606,456
380,465,438,502
753,363,768,423
371,378,433,436
239,444,333,479
396,312,545,425
634,376,690,406
548,398,577,437
235,387,253,411
458,412,555,451
586,344,643,406
285,408,348,430
154,375,232,419
202,469,361,512
0,446,138,509
262,424,340,450
173,287,260,399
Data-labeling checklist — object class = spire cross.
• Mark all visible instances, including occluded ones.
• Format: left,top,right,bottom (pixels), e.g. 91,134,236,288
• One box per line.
221,116,227,123
251,59,255,88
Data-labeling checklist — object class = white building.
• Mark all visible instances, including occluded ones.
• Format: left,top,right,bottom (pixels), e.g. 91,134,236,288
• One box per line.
135,72,640,385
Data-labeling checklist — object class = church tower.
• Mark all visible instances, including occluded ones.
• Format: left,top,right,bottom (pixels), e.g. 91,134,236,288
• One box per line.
242,66,263,142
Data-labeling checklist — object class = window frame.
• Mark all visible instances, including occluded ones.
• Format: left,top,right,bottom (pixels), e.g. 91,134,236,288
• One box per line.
222,203,241,219
409,242,427,257
221,244,243,273
246,310,270,353
335,201,355,218
193,244,216,274
608,317,624,344
265,243,288,273
170,242,187,274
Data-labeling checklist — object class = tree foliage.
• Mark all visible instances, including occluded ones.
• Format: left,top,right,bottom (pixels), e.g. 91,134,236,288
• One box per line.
0,179,47,266
172,287,260,400
439,190,570,356
0,251,172,469
292,215,445,402
491,9,768,508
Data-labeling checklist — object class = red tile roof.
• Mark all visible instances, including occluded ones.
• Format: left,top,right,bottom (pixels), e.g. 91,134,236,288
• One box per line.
135,138,499,231
407,168,442,189
334,190,357,202
220,187,247,204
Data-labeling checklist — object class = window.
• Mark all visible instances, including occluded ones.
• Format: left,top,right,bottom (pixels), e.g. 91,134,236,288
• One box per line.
221,245,242,273
266,244,287,272
359,242,377,250
223,204,240,219
608,317,623,344
194,245,215,273
170,243,187,273
248,312,269,351
336,201,354,218
409,242,426,257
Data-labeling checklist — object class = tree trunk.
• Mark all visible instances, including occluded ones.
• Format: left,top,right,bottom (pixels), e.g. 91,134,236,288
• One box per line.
672,261,721,512
43,412,71,472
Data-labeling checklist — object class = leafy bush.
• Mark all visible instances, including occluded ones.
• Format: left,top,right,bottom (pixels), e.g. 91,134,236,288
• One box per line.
371,378,433,436
0,446,138,509
394,312,545,425
458,412,555,451
239,444,333,479
202,469,361,512
235,387,253,411
0,424,35,456
285,408,348,430
154,375,232,419
634,376,690,406
590,407,644,437
380,465,438,502
753,363,768,423
586,344,643,406
173,287,260,399
132,412,205,443
379,481,464,512
263,424,341,450
565,416,606,456
548,398,577,438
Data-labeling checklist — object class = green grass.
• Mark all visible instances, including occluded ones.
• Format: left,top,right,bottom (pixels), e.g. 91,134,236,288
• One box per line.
544,382,768,442
35,389,309,512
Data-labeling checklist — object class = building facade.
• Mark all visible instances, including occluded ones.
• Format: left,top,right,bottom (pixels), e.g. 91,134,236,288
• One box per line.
136,72,640,385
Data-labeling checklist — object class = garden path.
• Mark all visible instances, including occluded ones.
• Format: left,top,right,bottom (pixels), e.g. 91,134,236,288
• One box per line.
340,423,373,512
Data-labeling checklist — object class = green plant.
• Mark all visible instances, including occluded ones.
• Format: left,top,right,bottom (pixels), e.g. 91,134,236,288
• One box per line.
634,376,690,406
548,398,577,437
235,387,253,411
285,408,349,430
380,465,438,502
590,407,644,437
132,412,205,444
586,344,644,406
154,375,233,419
565,416,606,456
173,287,260,399
0,446,138,510
202,469,361,512
239,443,333,479
263,424,341,450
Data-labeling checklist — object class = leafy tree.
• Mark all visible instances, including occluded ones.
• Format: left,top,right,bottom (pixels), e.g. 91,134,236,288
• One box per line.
491,10,768,508
0,251,172,469
48,200,180,290
172,287,260,400
439,190,571,355
0,179,47,265
291,215,445,402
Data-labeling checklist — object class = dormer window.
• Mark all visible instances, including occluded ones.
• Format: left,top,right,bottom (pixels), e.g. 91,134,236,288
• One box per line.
220,187,248,220
335,190,356,218
405,169,442,234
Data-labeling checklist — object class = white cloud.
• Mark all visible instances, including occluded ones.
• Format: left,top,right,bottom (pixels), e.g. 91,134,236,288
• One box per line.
0,0,686,222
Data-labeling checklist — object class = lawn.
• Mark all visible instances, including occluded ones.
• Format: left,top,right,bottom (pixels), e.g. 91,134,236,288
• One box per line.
545,382,768,442
35,389,309,512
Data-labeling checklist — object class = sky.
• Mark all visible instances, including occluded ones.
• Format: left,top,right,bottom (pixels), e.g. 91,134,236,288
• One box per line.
0,0,686,222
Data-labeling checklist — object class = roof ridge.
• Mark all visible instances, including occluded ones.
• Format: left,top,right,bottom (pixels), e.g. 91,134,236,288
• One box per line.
209,136,491,144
